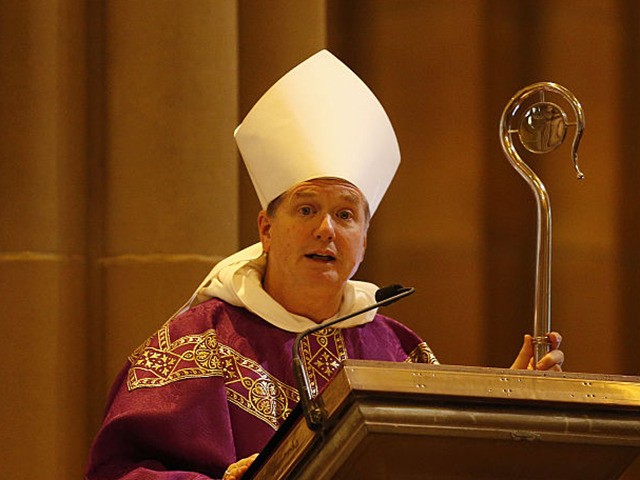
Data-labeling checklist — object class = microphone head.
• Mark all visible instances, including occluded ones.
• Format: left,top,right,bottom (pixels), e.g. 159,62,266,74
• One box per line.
375,284,413,303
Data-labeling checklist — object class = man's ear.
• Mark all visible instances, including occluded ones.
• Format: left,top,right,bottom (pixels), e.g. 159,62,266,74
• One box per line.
257,210,272,252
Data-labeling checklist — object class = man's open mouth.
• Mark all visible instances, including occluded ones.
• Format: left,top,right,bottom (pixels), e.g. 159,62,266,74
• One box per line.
305,253,336,262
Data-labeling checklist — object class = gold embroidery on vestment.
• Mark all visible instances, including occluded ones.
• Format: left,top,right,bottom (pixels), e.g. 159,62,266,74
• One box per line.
125,321,436,430
405,341,439,365
127,327,223,389
127,324,298,431
299,328,348,397
221,343,299,430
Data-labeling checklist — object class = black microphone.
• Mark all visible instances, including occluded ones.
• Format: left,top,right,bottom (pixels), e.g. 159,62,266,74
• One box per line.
375,284,413,304
292,284,415,431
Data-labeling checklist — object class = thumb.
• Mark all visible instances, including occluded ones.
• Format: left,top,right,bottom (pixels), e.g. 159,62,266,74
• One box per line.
510,334,534,369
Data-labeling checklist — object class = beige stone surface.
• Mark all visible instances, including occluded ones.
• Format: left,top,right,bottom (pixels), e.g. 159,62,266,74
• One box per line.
0,258,88,479
100,255,221,387
104,0,239,256
0,0,87,254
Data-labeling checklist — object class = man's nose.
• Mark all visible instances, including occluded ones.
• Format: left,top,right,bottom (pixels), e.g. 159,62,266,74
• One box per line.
314,214,335,241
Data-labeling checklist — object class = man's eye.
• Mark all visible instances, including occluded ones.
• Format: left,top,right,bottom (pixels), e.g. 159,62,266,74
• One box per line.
299,206,313,216
337,210,353,220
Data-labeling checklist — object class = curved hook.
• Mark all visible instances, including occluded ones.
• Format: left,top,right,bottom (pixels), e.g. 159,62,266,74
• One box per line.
499,82,585,367
502,82,585,180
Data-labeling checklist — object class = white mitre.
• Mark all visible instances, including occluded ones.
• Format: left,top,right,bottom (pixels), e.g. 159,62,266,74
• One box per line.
234,49,400,215
178,50,401,332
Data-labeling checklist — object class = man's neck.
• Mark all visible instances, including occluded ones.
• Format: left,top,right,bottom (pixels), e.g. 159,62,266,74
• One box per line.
262,276,343,323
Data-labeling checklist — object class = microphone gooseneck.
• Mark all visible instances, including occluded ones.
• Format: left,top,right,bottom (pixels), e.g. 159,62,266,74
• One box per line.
292,284,415,431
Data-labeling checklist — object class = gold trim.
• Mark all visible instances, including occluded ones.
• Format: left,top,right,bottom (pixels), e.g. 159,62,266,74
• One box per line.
125,323,436,431
127,328,223,389
221,343,299,430
299,328,348,397
127,325,298,431
405,341,439,365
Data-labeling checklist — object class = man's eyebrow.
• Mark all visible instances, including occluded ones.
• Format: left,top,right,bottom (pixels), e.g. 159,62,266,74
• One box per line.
290,189,319,200
290,189,362,205
337,191,362,205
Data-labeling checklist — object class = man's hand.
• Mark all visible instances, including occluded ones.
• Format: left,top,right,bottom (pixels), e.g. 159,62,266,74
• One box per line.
223,453,259,480
510,332,564,371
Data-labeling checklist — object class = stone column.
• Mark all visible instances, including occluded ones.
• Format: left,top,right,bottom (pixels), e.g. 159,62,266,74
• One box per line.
0,1,241,478
97,0,240,394
0,1,89,478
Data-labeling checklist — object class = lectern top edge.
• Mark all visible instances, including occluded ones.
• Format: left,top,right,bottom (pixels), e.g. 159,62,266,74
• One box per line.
336,360,640,410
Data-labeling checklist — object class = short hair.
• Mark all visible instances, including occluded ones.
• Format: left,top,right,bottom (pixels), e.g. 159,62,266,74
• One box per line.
266,191,286,218
265,182,371,225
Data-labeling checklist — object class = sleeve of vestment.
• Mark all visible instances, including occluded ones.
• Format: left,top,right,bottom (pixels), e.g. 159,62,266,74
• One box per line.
85,325,237,479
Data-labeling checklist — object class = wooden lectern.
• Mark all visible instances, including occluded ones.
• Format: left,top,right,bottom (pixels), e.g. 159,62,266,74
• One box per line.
244,361,640,479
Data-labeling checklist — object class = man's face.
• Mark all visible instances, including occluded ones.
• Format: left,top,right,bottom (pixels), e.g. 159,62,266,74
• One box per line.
258,178,369,294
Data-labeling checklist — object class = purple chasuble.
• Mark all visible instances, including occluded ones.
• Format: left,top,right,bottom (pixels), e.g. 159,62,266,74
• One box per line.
86,298,437,480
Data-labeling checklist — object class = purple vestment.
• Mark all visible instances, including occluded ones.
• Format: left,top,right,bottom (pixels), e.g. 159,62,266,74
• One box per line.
86,299,437,479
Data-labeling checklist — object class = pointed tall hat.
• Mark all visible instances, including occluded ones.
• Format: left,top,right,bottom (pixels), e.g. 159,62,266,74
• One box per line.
234,50,400,216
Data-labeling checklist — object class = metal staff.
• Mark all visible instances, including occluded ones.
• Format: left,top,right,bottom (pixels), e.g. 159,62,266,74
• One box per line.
499,82,585,366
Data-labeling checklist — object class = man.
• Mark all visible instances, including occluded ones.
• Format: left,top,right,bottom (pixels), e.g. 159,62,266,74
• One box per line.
85,50,563,480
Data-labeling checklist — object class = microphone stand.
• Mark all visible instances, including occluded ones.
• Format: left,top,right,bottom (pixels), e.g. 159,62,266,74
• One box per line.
292,285,415,431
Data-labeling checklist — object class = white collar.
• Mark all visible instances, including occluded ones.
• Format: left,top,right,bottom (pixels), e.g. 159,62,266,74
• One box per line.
176,243,379,333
